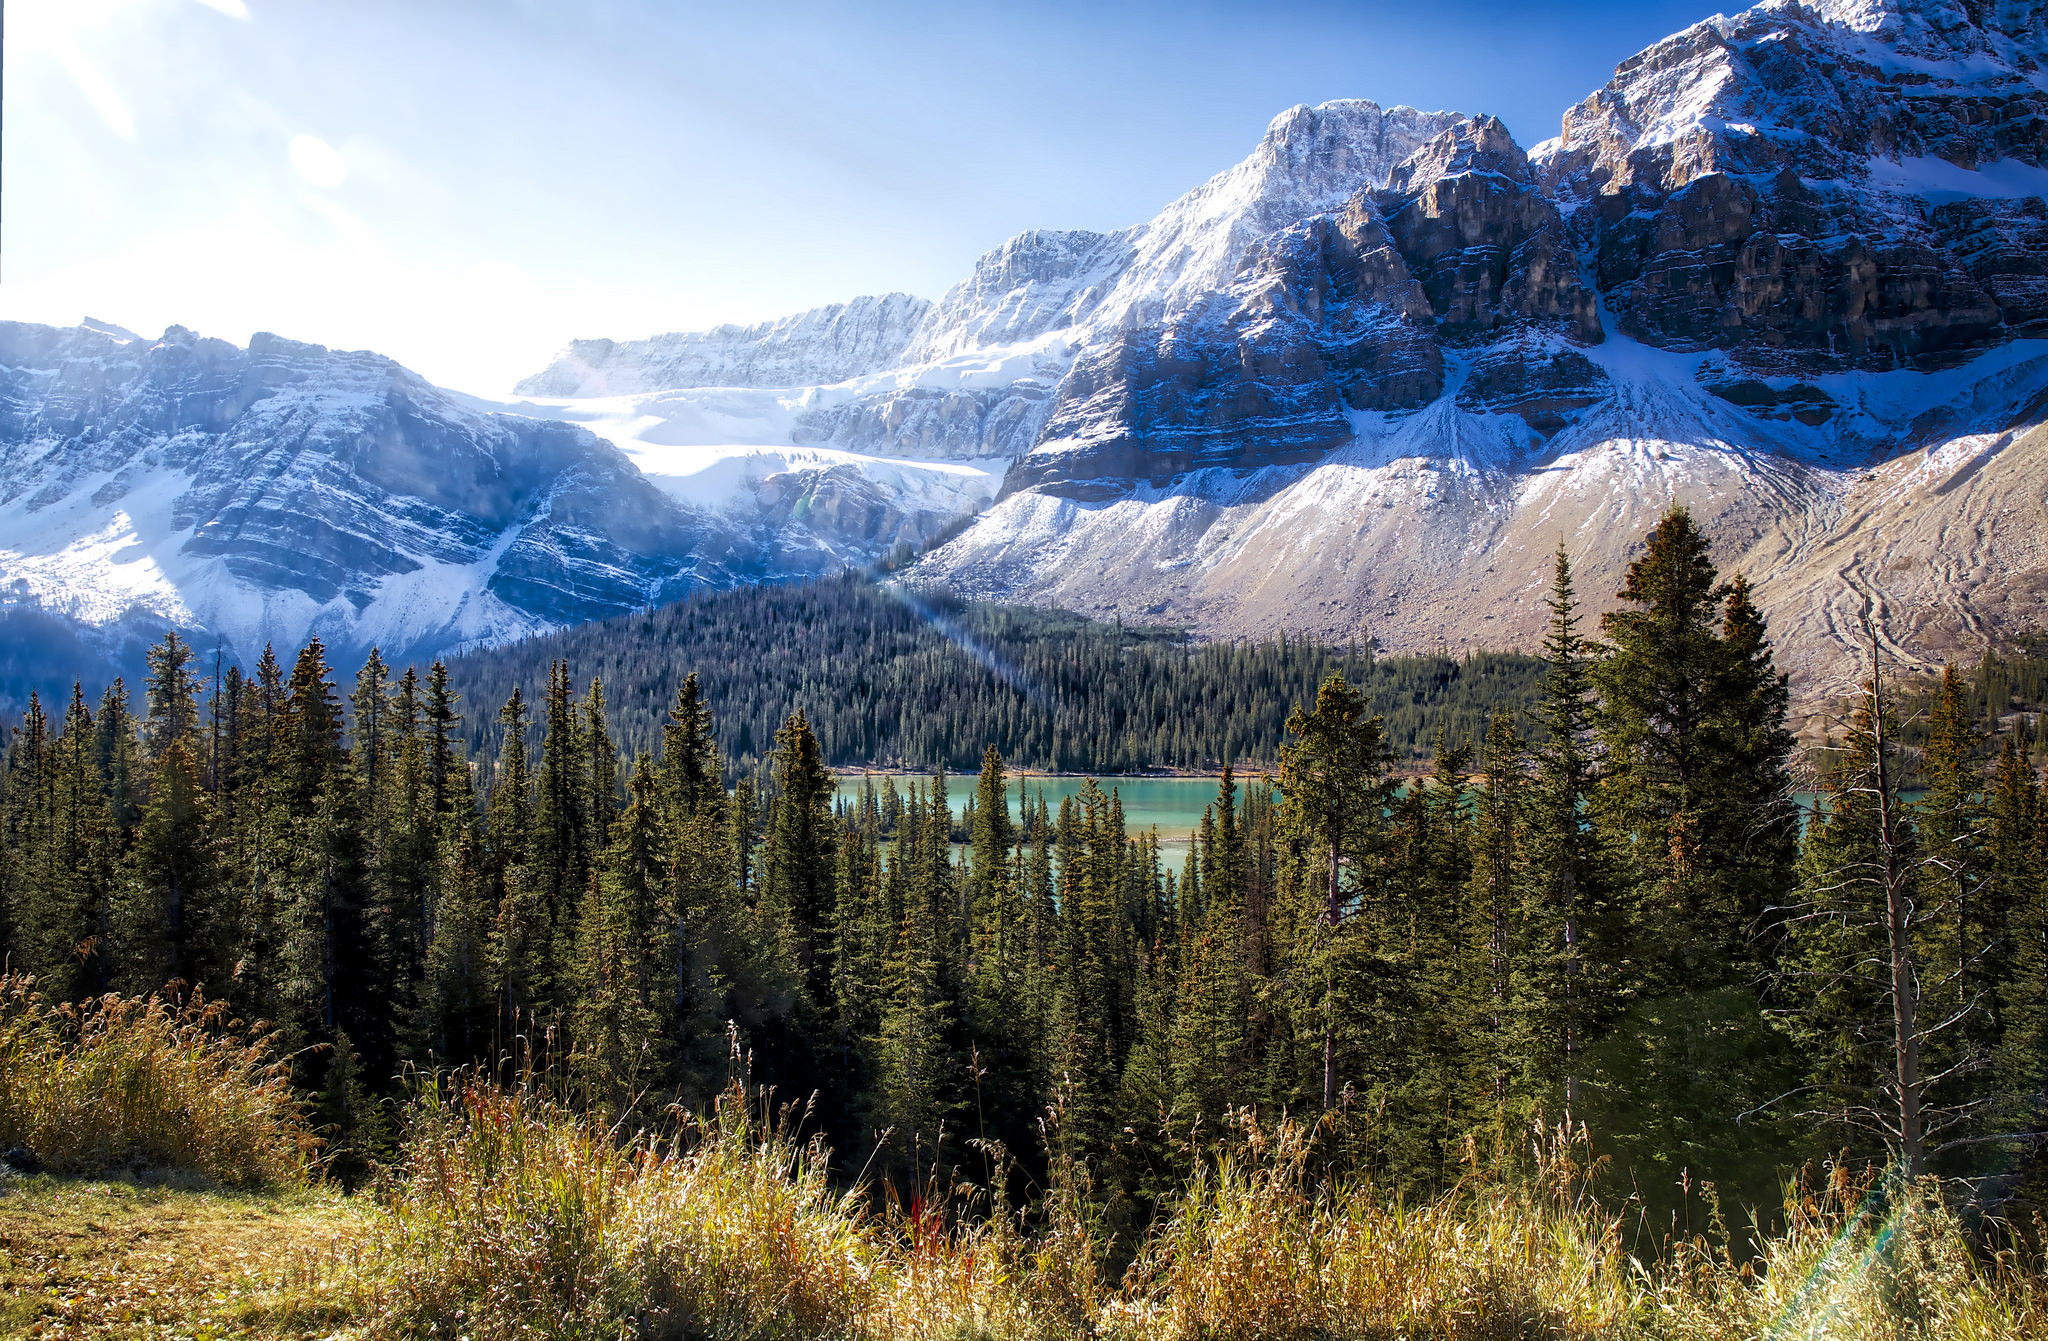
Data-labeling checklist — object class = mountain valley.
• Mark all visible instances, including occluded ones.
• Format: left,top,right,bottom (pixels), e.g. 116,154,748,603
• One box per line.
6,0,2048,703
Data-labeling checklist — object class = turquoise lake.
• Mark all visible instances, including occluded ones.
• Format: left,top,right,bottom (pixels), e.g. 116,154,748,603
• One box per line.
833,774,1868,864
834,773,1236,862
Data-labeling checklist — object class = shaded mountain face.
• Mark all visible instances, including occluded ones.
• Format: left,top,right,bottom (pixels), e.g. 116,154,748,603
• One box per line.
1540,0,2048,371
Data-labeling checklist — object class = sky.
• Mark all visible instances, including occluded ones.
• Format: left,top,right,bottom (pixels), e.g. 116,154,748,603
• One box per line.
3,0,1720,396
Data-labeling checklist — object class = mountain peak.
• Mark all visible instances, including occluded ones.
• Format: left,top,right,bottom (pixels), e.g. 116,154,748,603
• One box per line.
1384,115,1533,196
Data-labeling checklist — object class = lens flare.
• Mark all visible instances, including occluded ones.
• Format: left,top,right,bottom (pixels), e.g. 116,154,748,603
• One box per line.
881,583,1046,707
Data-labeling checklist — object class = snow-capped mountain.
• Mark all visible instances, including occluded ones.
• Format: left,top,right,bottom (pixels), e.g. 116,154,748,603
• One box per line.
517,0,2048,692
0,321,996,679
9,0,2048,694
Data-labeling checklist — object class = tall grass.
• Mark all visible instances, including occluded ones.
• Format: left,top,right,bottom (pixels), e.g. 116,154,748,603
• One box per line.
344,1082,2048,1341
1648,1163,2048,1340
363,1079,879,1338
1107,1117,1631,1339
0,973,312,1185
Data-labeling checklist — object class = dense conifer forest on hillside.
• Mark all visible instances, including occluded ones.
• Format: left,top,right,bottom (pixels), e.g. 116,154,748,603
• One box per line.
442,574,1549,774
5,508,2048,1235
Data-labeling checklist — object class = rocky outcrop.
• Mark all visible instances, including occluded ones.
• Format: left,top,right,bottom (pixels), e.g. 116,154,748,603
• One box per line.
1376,117,1601,344
1538,0,2048,371
1937,195,2048,335
1454,337,1610,433
1005,197,1443,498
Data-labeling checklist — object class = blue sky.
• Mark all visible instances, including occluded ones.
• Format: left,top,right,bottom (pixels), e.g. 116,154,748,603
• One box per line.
4,0,1716,394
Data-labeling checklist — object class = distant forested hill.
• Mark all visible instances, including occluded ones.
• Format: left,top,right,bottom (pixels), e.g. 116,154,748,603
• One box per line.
441,575,1546,773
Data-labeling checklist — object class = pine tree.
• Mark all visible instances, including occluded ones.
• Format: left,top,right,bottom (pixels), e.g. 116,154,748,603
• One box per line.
143,630,203,759
1774,643,1979,1176
1520,545,1609,1114
94,681,143,846
425,660,464,817
1467,713,1523,1113
571,756,670,1106
1594,510,1793,986
428,820,496,1064
1277,672,1395,1109
534,661,590,972
1920,665,1995,1077
1047,781,1133,1164
23,687,116,999
1167,766,1246,1128
761,711,837,1012
965,747,1031,1135
1,695,53,976
1988,735,2047,1137
113,738,220,994
487,687,551,1026
871,873,956,1176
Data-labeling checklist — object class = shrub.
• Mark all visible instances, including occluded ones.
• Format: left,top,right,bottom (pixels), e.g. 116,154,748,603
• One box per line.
0,973,312,1186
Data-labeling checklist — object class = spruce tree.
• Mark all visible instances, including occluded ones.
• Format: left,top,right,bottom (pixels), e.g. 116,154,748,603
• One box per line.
1594,510,1793,985
572,756,670,1105
965,747,1031,1135
534,661,590,971
1277,672,1395,1109
1520,545,1609,1114
143,630,202,759
1467,713,1523,1113
113,738,220,994
761,711,837,1012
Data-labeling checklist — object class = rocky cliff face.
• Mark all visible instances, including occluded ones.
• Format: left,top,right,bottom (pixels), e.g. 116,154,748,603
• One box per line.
1538,0,2048,370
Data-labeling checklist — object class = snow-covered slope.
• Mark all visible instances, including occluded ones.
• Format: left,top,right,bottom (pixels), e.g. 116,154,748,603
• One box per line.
0,321,994,674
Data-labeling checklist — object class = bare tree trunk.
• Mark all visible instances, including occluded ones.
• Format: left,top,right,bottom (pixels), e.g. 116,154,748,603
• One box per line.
1868,634,1925,1176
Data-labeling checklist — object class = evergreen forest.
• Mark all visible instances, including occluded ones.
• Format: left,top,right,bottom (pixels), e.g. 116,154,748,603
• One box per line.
6,506,2048,1235
440,573,1548,774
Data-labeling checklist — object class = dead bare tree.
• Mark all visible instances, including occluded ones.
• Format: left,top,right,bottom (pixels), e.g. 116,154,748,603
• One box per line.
1760,617,1995,1178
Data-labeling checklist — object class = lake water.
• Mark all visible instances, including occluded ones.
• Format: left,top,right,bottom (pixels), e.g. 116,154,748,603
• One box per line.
832,774,1910,867
834,773,1235,866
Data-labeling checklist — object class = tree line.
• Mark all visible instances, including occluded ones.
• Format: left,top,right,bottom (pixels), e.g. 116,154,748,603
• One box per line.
2,509,2046,1219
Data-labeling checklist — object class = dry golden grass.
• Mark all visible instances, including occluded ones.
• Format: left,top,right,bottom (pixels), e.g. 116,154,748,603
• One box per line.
335,1089,2048,1341
1645,1164,2048,1341
0,976,314,1187
1107,1118,1632,1340
0,1174,358,1339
